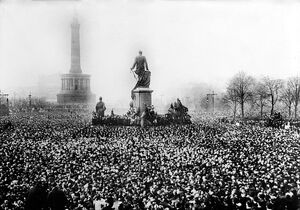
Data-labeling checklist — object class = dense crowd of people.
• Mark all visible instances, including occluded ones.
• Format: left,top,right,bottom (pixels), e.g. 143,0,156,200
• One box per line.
1,111,300,210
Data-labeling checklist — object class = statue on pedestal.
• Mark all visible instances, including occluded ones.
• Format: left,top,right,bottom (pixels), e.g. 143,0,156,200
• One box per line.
130,50,151,99
95,97,106,118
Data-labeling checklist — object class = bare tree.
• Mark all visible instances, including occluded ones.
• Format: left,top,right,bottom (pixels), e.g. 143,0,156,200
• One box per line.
227,71,255,118
253,81,269,119
222,90,238,120
262,77,283,115
280,82,294,119
287,77,300,118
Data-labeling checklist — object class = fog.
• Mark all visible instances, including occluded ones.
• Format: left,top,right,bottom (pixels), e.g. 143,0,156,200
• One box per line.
1,0,300,108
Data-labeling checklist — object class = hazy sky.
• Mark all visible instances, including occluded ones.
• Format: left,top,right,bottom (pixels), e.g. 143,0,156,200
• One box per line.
1,0,300,103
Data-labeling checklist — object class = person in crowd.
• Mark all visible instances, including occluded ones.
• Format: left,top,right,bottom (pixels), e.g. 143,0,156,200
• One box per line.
24,181,48,210
48,184,68,210
102,197,114,210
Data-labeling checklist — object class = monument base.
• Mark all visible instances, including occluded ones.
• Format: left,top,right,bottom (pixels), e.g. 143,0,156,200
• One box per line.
57,92,96,104
133,87,153,115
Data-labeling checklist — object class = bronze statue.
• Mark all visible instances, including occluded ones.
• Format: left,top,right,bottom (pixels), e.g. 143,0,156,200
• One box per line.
95,97,106,118
130,50,151,99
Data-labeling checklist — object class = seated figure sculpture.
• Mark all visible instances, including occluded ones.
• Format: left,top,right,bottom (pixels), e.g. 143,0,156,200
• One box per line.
126,101,140,125
166,98,191,124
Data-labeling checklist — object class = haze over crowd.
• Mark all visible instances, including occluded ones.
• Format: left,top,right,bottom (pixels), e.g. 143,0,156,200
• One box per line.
1,0,300,107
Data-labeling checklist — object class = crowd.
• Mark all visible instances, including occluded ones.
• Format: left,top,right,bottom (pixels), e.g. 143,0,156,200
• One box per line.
1,111,300,210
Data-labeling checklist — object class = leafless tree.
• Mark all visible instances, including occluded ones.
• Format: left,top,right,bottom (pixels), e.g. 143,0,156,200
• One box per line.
253,81,269,119
280,82,294,119
287,76,300,118
262,77,283,115
222,90,238,120
226,71,255,118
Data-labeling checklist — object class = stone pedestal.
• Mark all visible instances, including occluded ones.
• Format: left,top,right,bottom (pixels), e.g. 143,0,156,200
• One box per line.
133,87,153,115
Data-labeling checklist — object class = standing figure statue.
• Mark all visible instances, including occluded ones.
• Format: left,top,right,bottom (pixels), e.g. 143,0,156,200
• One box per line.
130,50,151,99
95,97,106,118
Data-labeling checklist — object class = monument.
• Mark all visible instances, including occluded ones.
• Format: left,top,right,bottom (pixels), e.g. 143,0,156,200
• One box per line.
91,51,191,126
130,50,153,115
57,17,95,104
95,97,106,118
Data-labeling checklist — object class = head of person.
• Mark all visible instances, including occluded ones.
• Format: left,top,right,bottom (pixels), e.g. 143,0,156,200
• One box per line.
99,97,102,101
107,197,114,207
129,101,134,108
139,50,142,55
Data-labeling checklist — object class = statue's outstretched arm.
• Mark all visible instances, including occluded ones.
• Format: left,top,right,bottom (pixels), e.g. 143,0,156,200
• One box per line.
131,58,137,70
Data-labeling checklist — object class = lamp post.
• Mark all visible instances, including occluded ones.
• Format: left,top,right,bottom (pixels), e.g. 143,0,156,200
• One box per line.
29,93,32,111
0,90,9,116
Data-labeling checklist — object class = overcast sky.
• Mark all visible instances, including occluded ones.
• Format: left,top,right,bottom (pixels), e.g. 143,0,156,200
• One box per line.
1,0,300,103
